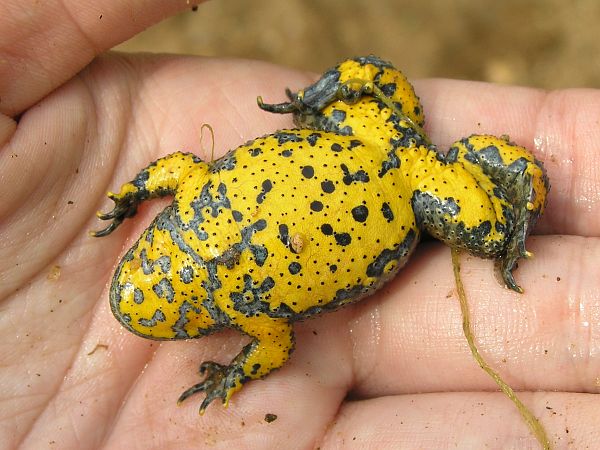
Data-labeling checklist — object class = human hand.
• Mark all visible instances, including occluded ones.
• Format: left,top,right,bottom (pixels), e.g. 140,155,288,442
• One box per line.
2,1,599,448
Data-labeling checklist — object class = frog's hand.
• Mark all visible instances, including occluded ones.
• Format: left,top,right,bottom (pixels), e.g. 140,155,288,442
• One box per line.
446,135,550,292
178,317,294,414
91,152,207,237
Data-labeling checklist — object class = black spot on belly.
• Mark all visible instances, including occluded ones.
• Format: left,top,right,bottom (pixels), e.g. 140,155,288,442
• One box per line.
321,224,333,235
274,131,303,145
378,149,401,178
251,246,268,267
341,163,370,185
331,143,342,152
306,133,321,146
321,180,335,193
329,264,338,273
249,147,262,157
381,202,394,222
310,201,323,212
257,179,273,204
278,224,290,246
334,232,352,246
190,181,232,229
281,149,293,157
288,262,301,274
349,139,362,149
351,205,369,223
302,165,315,179
253,219,268,232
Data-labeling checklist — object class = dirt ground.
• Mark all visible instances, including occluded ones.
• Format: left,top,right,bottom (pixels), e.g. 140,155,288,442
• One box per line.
116,0,600,89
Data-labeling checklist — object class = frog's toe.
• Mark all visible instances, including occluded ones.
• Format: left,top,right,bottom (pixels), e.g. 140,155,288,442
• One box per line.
90,219,124,238
91,194,139,237
498,231,535,292
177,361,237,414
498,257,523,293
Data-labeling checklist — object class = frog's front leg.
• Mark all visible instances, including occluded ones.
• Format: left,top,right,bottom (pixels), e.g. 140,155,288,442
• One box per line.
446,135,549,291
178,315,294,414
92,152,206,237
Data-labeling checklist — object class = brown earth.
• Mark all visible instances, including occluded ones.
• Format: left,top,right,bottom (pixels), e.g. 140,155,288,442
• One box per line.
116,0,600,88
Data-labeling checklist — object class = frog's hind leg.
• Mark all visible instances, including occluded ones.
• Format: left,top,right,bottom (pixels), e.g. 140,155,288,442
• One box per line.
445,135,550,291
178,313,294,414
92,152,208,237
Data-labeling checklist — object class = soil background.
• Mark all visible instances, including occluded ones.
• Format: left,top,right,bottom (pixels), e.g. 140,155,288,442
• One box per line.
116,0,600,88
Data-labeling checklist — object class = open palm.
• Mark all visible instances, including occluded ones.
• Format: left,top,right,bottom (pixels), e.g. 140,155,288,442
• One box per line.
2,2,599,449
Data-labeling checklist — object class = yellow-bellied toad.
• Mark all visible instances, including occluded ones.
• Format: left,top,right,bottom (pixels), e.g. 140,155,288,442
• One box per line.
93,56,549,413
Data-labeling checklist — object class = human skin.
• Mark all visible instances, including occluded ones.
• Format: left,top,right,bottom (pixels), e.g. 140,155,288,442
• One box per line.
1,1,600,449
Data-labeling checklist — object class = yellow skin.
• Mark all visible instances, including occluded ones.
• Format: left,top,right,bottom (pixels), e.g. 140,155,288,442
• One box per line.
93,56,549,413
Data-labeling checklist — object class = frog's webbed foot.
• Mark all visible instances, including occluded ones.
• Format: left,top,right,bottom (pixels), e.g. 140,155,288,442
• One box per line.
90,191,140,237
177,361,243,414
178,320,293,414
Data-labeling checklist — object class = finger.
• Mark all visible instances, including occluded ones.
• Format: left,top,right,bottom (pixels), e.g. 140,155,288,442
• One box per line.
345,235,600,397
0,0,205,116
415,79,600,237
321,392,592,449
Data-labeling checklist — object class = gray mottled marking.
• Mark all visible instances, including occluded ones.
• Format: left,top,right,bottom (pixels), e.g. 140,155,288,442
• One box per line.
138,309,166,327
171,301,203,339
366,229,417,278
132,169,150,191
152,278,175,303
133,287,145,304
209,152,237,173
144,226,155,243
188,181,232,240
156,255,171,274
156,206,207,269
230,274,276,315
180,265,194,284
140,249,153,275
